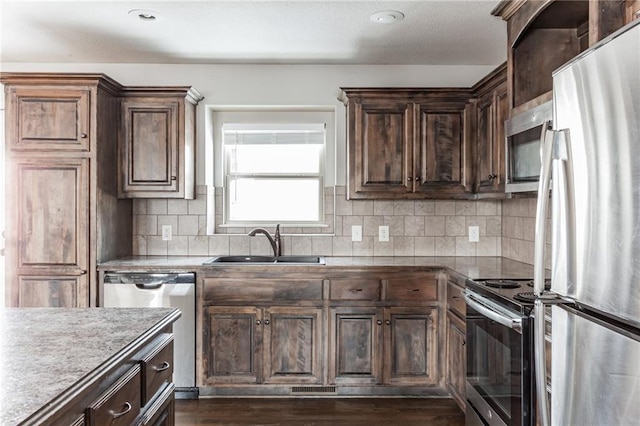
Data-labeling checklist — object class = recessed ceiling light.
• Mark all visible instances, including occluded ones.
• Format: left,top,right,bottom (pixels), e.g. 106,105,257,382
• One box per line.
370,10,405,24
128,9,164,22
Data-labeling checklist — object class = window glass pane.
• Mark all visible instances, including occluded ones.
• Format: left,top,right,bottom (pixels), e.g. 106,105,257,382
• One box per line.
228,178,321,222
227,145,321,174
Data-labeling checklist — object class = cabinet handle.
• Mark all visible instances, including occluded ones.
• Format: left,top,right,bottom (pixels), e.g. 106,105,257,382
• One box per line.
407,177,412,182
264,319,270,325
153,361,171,372
171,176,177,181
452,296,460,300
79,270,87,275
488,174,497,180
385,320,391,325
80,133,87,139
415,176,419,181
406,288,420,292
110,402,132,419
462,340,466,346
350,288,364,292
256,320,262,325
377,320,382,325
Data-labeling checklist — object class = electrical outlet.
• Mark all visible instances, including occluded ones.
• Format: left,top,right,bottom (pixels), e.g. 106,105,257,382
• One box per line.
379,225,389,242
469,226,480,242
351,225,362,242
162,225,172,241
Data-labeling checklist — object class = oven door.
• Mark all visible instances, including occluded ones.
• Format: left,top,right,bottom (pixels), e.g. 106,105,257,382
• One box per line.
464,289,533,426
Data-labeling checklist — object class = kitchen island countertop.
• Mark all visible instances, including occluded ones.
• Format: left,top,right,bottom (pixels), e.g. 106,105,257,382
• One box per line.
0,307,180,425
98,255,538,280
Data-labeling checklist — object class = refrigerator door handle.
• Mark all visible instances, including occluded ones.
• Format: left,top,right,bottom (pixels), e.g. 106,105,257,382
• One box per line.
534,121,554,296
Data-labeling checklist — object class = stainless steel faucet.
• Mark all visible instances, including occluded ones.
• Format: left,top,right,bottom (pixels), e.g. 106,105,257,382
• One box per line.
248,224,282,257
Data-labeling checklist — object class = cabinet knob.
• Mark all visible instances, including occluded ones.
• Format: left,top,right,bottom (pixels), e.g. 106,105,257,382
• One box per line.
385,320,391,325
256,320,262,325
80,133,87,139
264,319,270,325
407,177,412,182
80,270,87,275
462,340,466,346
415,176,419,182
488,174,497,180
377,320,382,325
171,176,177,181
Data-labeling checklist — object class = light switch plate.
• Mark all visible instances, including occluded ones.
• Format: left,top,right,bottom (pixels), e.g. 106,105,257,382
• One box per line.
379,225,389,242
468,226,479,242
162,225,172,241
351,225,362,242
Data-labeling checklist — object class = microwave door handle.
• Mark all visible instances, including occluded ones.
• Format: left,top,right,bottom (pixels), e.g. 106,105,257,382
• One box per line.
463,291,523,333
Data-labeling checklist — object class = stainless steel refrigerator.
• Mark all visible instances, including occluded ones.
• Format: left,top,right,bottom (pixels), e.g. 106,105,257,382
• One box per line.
533,19,640,426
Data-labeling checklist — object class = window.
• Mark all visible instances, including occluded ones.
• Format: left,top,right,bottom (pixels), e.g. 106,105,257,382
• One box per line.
222,123,325,226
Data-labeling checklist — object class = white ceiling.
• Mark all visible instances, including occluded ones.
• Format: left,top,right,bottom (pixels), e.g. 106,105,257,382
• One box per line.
0,0,507,66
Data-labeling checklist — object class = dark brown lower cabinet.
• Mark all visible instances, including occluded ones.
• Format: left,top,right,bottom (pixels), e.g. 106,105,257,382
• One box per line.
203,305,324,386
446,310,466,410
329,306,438,387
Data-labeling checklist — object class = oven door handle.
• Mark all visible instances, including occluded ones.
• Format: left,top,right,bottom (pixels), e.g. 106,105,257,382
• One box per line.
463,290,523,333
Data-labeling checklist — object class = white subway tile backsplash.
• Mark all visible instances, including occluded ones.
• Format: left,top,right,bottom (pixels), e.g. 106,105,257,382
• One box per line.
445,216,466,237
147,199,168,215
131,185,512,259
425,216,446,237
414,237,435,256
167,199,188,215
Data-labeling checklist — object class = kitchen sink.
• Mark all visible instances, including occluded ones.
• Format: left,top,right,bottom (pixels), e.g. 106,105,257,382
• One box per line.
203,255,326,265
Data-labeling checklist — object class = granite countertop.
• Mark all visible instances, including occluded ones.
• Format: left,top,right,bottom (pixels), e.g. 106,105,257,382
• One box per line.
98,255,538,280
0,307,180,425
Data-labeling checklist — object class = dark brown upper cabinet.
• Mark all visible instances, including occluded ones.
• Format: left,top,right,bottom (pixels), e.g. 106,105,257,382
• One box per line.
471,63,508,196
339,88,473,200
492,0,626,116
119,87,203,199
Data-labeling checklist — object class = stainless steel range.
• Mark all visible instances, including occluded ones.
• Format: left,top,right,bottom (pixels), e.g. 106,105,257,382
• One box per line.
463,278,553,426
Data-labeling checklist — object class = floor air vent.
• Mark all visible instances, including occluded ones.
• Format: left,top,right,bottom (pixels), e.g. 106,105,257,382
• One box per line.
291,386,337,395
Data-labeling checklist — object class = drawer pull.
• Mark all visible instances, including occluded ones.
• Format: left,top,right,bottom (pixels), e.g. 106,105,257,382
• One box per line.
452,296,460,300
110,402,132,419
350,288,364,292
153,361,171,372
406,289,420,292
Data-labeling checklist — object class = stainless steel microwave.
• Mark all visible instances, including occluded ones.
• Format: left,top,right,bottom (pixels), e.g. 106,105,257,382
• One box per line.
505,101,553,192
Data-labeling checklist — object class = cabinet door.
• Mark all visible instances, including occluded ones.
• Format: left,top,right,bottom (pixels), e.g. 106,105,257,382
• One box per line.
475,86,507,194
203,306,262,384
263,307,323,384
446,310,466,410
384,307,439,386
347,100,413,198
5,87,91,152
17,275,86,307
329,307,383,385
415,106,469,196
120,98,180,196
6,158,89,306
628,0,640,22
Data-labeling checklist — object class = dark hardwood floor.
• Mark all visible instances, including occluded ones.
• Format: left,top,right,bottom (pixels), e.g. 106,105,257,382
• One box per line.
175,398,465,426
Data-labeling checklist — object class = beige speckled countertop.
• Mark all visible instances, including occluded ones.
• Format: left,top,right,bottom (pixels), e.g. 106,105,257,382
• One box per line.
0,307,180,425
98,256,537,280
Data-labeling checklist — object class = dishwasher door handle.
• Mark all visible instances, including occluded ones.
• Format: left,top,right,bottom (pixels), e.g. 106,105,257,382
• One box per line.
135,283,164,290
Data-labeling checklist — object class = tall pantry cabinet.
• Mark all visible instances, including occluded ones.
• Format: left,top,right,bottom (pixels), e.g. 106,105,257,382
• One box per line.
1,74,132,307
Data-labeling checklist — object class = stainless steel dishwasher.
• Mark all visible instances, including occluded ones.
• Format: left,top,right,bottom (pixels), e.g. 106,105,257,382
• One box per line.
103,272,197,398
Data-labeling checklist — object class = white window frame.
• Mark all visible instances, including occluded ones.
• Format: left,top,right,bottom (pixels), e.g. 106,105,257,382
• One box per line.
221,123,326,227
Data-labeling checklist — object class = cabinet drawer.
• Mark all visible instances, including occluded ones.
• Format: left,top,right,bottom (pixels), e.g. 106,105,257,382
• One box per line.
141,335,174,406
385,277,437,301
447,283,466,317
86,364,141,426
203,279,323,302
330,279,381,300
